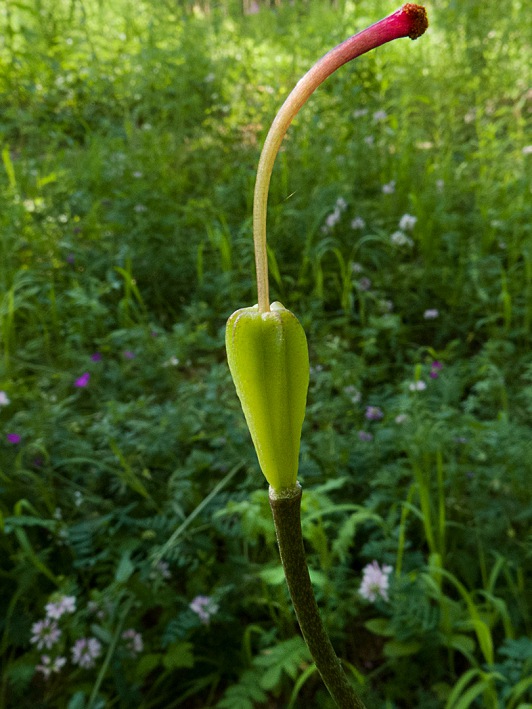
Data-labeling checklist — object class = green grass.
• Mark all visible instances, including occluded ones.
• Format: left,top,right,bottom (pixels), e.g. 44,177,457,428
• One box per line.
0,0,531,707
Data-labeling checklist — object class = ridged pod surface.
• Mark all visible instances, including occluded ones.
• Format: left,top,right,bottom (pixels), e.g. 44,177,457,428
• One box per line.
226,302,309,491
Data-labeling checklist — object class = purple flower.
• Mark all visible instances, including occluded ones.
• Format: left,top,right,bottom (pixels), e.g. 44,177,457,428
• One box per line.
189,595,219,625
430,360,443,379
45,595,76,620
71,637,102,669
123,350,136,360
365,406,383,421
150,560,171,580
66,254,75,264
359,561,393,602
74,372,90,388
0,391,10,406
30,619,62,650
423,308,439,320
90,352,102,362
358,431,373,442
122,628,144,655
6,433,21,444
35,655,66,680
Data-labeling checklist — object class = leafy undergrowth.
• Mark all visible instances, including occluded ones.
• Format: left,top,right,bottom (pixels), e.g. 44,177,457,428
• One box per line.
0,0,530,707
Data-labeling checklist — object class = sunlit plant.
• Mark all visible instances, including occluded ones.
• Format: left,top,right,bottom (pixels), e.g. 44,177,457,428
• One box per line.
226,4,428,707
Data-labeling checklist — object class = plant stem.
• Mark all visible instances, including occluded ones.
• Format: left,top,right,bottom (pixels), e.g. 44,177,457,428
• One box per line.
269,484,367,709
252,3,428,313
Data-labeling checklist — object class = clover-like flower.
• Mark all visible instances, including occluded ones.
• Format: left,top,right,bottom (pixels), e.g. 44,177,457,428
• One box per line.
71,637,102,669
30,619,61,650
189,595,219,625
359,561,393,602
45,595,76,620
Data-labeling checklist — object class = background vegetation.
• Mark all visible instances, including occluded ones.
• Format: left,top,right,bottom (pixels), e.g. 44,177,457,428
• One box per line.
0,0,530,707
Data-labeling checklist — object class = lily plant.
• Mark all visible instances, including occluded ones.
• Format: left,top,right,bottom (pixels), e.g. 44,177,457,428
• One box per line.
226,5,428,708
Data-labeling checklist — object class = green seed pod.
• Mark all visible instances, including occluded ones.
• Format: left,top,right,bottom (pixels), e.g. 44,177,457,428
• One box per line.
226,301,309,491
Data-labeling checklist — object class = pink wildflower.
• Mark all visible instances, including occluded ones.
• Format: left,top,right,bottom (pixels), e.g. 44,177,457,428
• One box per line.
35,655,66,679
358,431,373,442
122,628,144,655
45,595,76,620
71,637,102,669
30,619,62,650
189,595,219,625
365,406,383,421
359,561,393,602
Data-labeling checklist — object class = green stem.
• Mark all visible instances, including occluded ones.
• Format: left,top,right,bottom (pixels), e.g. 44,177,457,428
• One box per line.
269,484,367,709
252,4,428,313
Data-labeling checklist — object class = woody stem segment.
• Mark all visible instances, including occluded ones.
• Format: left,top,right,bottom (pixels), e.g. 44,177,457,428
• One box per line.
269,484,367,709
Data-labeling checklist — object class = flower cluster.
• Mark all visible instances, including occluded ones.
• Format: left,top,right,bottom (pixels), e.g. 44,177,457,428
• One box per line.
74,372,90,388
390,230,413,247
30,593,146,680
30,594,77,658
321,197,348,233
150,559,172,581
365,406,383,421
424,308,439,320
31,619,62,650
189,595,219,625
359,561,393,602
122,628,144,655
358,431,373,442
36,654,67,679
71,637,102,669
45,595,76,620
430,361,443,379
390,213,417,248
350,216,366,230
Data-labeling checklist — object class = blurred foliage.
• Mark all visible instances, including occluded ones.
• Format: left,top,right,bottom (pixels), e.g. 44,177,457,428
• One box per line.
0,0,531,707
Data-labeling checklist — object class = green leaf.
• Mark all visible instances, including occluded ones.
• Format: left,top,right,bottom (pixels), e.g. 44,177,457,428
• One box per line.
255,636,310,691
447,634,476,657
115,550,135,583
216,669,268,709
163,641,194,670
90,623,113,644
135,653,162,680
383,639,422,658
259,565,286,585
3,515,57,533
67,692,87,709
365,618,394,637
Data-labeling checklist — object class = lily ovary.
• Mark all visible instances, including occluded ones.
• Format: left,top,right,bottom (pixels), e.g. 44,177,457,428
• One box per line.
226,302,309,491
